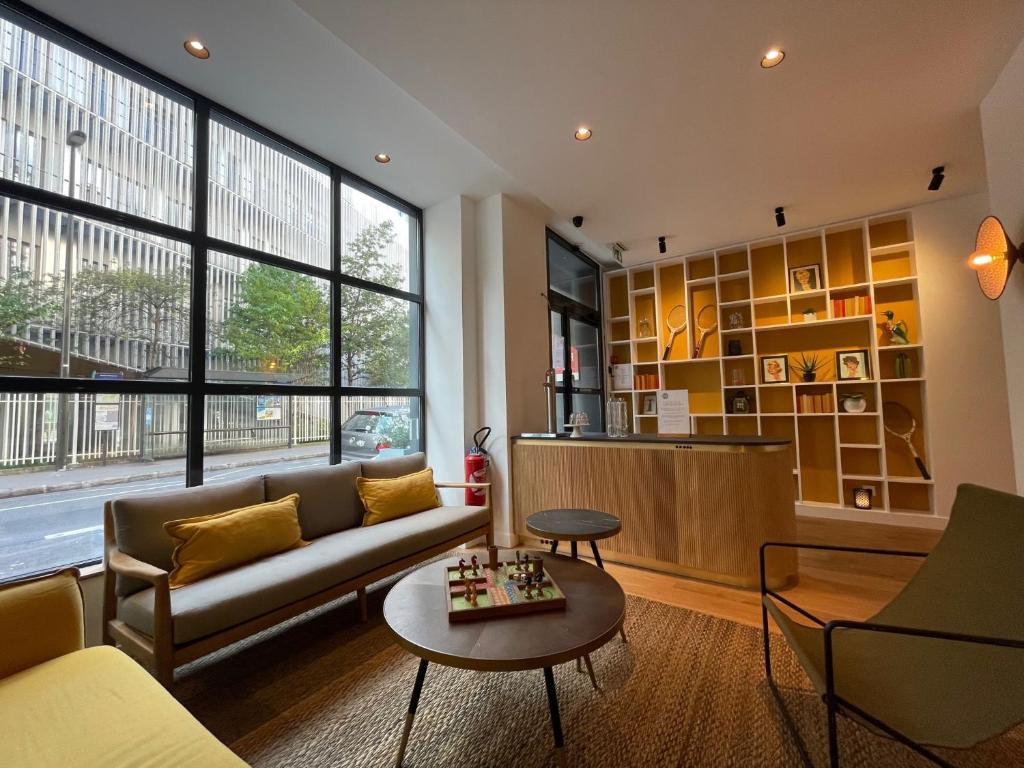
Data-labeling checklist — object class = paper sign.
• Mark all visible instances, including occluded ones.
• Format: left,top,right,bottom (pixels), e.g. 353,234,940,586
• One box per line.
94,393,121,432
611,364,633,392
256,394,282,421
656,389,690,435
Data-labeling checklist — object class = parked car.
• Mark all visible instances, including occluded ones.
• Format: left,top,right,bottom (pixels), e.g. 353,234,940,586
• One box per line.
341,407,413,460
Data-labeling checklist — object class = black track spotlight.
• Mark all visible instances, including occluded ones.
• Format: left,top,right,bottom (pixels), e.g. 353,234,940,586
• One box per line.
774,207,786,228
658,236,667,254
928,166,945,191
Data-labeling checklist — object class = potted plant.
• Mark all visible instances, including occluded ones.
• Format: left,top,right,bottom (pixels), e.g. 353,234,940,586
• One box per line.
792,352,826,382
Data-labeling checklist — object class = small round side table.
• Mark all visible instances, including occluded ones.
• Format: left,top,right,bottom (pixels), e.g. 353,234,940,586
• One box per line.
526,508,628,657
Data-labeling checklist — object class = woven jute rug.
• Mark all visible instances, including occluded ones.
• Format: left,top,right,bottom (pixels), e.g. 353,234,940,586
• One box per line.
175,584,1023,767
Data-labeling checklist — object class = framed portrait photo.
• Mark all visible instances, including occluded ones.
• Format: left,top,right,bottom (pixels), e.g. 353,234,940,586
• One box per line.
836,349,871,381
789,263,822,293
760,354,790,384
642,394,657,415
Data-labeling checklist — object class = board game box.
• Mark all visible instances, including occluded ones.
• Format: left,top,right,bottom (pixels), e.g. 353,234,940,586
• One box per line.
446,551,566,622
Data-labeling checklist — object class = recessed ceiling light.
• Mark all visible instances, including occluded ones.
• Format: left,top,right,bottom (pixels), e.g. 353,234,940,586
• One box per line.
760,48,785,68
184,39,210,59
574,126,593,141
374,153,391,164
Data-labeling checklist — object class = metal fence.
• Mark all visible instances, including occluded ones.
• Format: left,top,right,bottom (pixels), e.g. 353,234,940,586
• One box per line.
0,392,411,468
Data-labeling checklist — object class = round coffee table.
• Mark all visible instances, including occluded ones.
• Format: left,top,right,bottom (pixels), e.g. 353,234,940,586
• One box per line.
526,508,622,568
384,551,625,767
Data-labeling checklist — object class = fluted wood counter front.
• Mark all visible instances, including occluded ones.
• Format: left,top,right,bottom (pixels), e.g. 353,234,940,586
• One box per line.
512,436,797,589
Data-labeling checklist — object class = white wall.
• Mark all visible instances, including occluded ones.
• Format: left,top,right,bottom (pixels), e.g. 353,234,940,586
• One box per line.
424,195,479,497
982,37,1024,491
913,193,1016,515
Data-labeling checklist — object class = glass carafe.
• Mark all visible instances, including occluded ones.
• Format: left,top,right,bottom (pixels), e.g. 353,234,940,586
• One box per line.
606,397,630,438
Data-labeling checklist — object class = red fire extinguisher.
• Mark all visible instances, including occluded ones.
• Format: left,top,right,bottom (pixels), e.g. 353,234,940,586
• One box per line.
465,427,491,505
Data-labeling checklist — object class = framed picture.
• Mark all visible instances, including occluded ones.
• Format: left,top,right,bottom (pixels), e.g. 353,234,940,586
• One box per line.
642,394,657,415
836,349,871,380
760,354,790,384
789,263,822,293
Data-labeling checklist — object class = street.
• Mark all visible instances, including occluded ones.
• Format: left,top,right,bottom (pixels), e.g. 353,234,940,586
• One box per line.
0,454,329,580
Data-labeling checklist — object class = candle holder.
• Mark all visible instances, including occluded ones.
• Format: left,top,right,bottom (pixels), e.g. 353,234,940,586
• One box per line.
853,486,874,510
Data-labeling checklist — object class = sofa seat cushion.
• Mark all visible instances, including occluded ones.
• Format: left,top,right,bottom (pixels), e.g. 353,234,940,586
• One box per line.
119,504,490,645
0,646,246,768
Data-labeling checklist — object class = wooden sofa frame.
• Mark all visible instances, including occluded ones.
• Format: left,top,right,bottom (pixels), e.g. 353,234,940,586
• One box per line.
102,481,492,687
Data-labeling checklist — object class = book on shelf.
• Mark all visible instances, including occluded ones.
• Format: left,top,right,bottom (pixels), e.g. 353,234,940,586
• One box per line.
797,392,834,414
633,373,660,390
831,294,872,318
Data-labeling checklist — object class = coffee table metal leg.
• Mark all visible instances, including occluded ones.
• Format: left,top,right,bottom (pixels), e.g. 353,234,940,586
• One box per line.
582,653,599,690
570,540,578,559
543,666,567,767
550,539,559,555
589,540,604,569
395,659,428,768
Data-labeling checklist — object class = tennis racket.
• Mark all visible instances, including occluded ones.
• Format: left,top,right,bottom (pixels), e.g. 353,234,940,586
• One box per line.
662,304,687,360
691,304,718,358
883,401,931,480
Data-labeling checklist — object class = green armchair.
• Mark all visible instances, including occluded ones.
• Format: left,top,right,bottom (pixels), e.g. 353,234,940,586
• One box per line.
760,483,1024,767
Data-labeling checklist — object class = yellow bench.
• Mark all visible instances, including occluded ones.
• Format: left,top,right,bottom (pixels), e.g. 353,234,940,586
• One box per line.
0,569,246,768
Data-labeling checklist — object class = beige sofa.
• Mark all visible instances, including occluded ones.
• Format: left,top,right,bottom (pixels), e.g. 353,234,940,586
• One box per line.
103,453,490,686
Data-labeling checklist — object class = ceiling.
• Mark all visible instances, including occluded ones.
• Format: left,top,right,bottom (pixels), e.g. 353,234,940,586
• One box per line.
26,1,1024,266
297,0,1024,263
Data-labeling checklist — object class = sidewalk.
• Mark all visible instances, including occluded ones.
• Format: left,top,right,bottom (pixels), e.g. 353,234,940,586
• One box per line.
0,444,330,499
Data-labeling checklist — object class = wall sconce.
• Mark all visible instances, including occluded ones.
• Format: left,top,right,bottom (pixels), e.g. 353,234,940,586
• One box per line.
853,486,874,510
968,216,1020,300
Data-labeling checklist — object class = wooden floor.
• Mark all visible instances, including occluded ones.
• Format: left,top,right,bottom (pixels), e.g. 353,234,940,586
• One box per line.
583,516,944,630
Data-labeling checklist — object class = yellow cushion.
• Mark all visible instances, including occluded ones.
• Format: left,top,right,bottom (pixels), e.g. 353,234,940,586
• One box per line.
164,494,306,589
357,467,440,526
0,646,247,767
0,568,83,681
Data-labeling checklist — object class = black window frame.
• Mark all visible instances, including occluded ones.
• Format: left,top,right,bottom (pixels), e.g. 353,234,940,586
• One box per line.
545,229,604,430
0,0,426,574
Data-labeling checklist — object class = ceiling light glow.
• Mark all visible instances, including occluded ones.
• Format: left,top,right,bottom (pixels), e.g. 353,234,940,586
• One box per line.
374,153,391,164
184,39,210,59
574,127,593,141
760,48,785,68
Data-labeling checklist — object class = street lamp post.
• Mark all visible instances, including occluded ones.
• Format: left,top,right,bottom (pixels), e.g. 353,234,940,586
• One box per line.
54,130,87,471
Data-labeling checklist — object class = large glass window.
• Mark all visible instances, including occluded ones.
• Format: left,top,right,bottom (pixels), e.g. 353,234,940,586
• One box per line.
0,5,425,582
341,182,419,293
207,253,329,386
547,231,603,433
339,288,419,388
208,117,331,269
0,17,194,227
0,195,191,380
0,392,186,580
340,395,422,463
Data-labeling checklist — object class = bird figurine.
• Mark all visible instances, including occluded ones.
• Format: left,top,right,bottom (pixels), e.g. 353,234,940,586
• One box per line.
879,309,910,345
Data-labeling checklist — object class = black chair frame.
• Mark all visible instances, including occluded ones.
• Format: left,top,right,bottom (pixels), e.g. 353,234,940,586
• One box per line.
759,541,1024,768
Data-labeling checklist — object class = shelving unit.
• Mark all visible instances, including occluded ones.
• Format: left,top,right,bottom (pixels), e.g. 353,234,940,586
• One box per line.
603,211,934,518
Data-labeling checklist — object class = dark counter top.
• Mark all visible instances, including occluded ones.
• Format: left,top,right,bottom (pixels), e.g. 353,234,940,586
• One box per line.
513,432,790,447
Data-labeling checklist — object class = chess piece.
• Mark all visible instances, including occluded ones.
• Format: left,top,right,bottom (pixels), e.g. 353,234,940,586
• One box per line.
532,556,544,575
464,578,478,607
458,558,466,579
471,554,479,576
488,545,499,571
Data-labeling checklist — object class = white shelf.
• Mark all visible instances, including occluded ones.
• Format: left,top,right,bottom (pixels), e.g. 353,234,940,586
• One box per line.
878,343,923,351
838,411,879,416
752,294,788,305
609,315,630,322
870,241,914,256
609,339,630,345
887,476,934,485
631,336,658,343
879,377,925,383
664,356,721,364
630,287,656,296
839,443,881,449
873,276,917,288
721,327,752,335
687,275,717,286
719,270,750,280
843,474,884,481
719,298,751,307
755,315,872,331
789,289,827,299
797,412,834,417
829,282,870,292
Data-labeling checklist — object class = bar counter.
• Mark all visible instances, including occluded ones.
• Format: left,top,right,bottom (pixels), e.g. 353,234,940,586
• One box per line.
511,434,797,589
